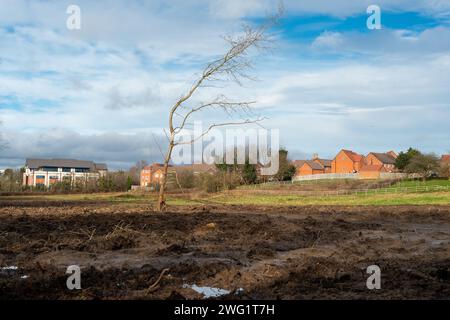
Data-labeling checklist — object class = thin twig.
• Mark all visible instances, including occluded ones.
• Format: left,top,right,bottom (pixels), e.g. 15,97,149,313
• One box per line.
147,268,170,293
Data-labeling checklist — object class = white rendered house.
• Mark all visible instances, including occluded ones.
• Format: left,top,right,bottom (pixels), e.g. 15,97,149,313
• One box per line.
23,158,107,187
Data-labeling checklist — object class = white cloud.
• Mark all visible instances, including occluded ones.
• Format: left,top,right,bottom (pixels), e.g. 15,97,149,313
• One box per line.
0,129,167,170
308,26,450,56
0,0,449,169
311,31,344,50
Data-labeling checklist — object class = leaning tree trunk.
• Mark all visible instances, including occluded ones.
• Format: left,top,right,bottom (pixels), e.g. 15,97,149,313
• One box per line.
157,142,174,212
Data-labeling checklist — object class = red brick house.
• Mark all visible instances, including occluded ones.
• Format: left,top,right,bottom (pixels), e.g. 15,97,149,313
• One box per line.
313,158,332,173
297,160,325,175
331,149,365,173
292,160,306,168
365,152,397,172
140,163,166,187
293,154,333,176
359,164,387,179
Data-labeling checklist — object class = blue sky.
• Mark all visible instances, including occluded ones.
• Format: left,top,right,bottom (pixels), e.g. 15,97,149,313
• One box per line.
0,0,449,169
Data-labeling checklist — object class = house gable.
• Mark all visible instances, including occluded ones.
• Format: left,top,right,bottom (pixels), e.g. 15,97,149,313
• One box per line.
332,149,363,173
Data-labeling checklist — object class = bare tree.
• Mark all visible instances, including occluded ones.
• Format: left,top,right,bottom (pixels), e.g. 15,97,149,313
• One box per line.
156,6,283,211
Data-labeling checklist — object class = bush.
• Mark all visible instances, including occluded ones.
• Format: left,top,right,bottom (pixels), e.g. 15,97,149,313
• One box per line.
405,153,440,178
198,174,222,193
196,172,240,193
440,162,450,178
176,171,195,189
395,148,421,170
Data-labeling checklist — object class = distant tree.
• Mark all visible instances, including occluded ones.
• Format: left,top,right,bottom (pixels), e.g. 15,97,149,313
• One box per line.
274,148,296,181
126,176,133,191
176,171,196,189
215,147,258,185
128,160,148,185
0,168,23,192
404,153,440,178
242,161,258,184
440,162,450,178
395,147,421,170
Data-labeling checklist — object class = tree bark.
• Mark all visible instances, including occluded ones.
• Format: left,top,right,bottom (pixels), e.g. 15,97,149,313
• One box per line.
157,142,174,212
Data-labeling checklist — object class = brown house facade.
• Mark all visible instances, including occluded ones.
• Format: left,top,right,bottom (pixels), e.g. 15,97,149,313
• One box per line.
359,164,387,179
140,163,166,187
313,158,332,173
297,161,325,175
293,155,333,177
365,152,397,172
331,149,364,174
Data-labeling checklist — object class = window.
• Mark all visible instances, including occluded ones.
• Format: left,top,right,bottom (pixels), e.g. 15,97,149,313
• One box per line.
75,168,89,173
62,168,71,172
41,167,58,172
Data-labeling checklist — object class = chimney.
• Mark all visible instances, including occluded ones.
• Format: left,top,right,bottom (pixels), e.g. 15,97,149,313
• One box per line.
313,153,319,160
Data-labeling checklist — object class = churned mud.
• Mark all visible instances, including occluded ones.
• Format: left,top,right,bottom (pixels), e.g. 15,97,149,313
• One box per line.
0,202,449,299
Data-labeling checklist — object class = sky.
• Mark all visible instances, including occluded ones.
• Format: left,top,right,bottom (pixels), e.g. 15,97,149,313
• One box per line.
0,0,449,170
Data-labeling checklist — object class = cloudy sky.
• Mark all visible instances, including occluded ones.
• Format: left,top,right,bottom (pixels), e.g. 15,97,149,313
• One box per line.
0,0,449,169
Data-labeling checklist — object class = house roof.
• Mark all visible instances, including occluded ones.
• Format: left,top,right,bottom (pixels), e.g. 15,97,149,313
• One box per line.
292,160,306,168
26,158,107,171
143,163,169,170
171,163,217,173
340,149,364,162
369,152,396,164
441,155,450,162
302,160,324,170
94,163,108,171
315,158,332,167
360,164,385,172
386,150,398,158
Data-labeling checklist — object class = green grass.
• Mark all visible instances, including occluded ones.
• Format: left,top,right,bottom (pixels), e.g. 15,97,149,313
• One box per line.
210,191,450,206
1,179,449,206
391,179,450,188
0,192,199,206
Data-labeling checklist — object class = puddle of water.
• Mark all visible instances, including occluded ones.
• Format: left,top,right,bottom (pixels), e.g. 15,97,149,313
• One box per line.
183,284,230,299
1,266,18,270
431,240,449,247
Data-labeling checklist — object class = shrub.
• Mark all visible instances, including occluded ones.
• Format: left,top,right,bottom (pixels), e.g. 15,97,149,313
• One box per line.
176,171,195,189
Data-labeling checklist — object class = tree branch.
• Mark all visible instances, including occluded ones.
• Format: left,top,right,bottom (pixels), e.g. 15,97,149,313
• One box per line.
174,117,267,146
173,97,257,133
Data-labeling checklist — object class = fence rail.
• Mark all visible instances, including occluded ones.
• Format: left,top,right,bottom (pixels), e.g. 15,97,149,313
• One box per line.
321,184,450,197
293,173,359,181
292,172,411,182
238,184,450,198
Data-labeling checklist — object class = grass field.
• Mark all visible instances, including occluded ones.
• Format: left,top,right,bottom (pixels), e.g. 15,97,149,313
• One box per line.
392,179,450,187
209,191,450,205
1,183,449,206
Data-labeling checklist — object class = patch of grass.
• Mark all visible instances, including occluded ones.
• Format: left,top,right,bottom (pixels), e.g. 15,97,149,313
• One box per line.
392,179,450,188
2,184,449,206
208,191,450,206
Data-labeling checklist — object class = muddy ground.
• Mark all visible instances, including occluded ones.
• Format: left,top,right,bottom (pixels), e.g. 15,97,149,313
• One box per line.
0,201,449,299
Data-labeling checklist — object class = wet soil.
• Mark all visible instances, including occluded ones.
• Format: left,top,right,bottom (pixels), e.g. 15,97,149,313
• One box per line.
0,202,449,299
